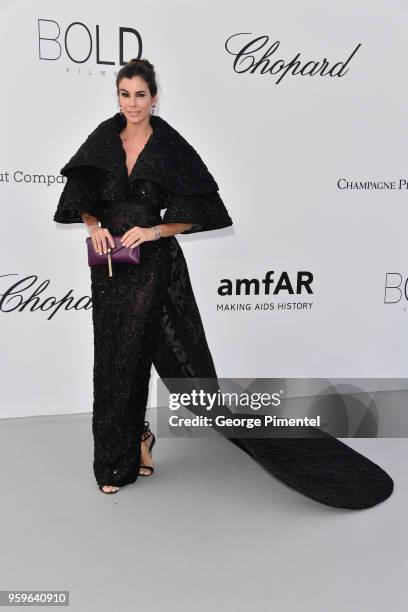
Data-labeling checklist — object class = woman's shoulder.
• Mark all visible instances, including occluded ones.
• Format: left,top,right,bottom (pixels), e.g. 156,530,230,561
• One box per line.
133,115,221,196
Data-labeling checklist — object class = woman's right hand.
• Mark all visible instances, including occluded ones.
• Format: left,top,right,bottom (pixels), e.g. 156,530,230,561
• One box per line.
89,226,115,255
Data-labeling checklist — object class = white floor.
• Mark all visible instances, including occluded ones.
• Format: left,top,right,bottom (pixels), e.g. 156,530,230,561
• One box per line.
0,412,405,612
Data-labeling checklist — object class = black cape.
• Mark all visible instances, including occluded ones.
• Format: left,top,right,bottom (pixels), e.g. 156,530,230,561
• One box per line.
53,113,393,509
54,112,233,234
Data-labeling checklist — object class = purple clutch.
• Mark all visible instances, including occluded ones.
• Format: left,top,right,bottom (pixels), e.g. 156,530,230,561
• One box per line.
86,235,140,277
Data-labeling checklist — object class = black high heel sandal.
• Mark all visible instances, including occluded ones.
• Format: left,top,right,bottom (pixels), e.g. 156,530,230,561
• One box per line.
139,420,156,477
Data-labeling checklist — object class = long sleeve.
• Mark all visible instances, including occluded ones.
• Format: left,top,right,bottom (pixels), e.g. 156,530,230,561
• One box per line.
53,166,102,224
161,189,233,235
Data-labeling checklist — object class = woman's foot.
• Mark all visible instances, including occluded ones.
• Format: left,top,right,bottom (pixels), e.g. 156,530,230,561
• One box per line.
139,421,156,477
99,485,119,494
139,433,155,476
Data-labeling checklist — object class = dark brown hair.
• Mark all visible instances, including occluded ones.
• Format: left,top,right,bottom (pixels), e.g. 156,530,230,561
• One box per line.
115,58,158,97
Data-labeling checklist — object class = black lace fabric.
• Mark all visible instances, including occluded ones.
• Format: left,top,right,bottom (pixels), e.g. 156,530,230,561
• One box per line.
53,166,103,224
91,238,172,486
161,190,233,234
90,228,223,487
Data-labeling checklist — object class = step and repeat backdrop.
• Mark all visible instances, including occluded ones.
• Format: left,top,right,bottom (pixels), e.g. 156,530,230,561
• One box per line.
1,1,407,418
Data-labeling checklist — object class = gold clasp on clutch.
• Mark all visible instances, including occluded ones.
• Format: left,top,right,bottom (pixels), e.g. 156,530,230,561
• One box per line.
107,247,113,277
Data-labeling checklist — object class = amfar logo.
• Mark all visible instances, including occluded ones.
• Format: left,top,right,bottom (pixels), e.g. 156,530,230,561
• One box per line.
384,273,408,305
218,271,313,296
225,33,361,84
37,19,141,64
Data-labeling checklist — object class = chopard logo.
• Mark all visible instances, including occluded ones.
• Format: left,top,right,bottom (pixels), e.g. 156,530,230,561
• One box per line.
0,274,91,320
225,33,361,84
37,18,142,65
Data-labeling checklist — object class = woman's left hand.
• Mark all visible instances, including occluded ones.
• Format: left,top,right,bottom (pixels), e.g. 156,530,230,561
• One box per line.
120,226,157,248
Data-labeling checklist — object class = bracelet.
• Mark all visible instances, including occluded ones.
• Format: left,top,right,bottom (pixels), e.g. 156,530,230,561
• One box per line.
151,225,161,240
88,223,101,234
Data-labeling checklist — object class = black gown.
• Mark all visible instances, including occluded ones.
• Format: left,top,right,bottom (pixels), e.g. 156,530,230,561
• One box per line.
53,112,394,509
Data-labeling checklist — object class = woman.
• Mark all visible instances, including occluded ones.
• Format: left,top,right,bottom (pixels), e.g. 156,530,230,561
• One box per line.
54,58,232,493
54,58,394,509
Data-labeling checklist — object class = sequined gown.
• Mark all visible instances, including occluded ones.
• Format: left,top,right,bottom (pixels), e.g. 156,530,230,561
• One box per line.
54,112,394,509
53,112,233,488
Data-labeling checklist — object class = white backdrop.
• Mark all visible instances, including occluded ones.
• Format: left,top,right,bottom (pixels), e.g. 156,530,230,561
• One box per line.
1,0,407,418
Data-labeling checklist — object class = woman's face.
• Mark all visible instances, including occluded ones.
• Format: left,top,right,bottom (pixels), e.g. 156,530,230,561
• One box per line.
117,75,157,125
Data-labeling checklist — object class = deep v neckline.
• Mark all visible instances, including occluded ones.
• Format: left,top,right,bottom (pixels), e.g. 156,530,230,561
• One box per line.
119,126,155,179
